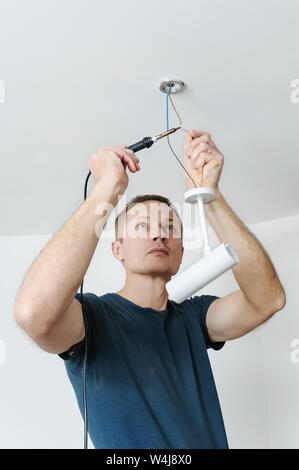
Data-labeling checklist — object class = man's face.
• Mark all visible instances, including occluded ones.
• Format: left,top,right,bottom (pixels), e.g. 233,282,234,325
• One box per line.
112,200,184,280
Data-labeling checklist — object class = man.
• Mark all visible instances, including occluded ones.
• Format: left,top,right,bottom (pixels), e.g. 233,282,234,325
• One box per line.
14,130,286,449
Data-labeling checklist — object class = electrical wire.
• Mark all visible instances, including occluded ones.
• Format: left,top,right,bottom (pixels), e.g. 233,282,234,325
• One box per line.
169,93,182,126
169,91,204,188
165,85,197,189
80,169,92,450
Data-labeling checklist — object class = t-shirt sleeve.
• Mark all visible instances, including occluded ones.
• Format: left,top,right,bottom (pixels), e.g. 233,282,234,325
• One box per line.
58,292,98,362
190,294,225,351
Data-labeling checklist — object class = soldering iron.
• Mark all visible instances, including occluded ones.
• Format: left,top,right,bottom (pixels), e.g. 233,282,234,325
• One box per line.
126,126,181,152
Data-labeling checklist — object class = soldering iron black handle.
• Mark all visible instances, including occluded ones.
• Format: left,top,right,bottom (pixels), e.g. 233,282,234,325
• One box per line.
86,136,154,177
126,136,153,153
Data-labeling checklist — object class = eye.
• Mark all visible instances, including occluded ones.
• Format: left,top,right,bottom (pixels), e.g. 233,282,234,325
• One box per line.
136,222,147,229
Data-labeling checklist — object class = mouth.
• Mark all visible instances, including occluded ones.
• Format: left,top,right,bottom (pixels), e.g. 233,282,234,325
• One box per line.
148,250,169,256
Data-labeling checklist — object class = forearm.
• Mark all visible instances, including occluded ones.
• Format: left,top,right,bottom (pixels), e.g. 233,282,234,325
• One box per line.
204,188,286,313
14,180,121,327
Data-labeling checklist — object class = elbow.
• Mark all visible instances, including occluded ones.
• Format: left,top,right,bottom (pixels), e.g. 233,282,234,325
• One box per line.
276,284,287,310
276,294,286,312
271,290,287,315
266,279,286,315
261,290,286,319
14,297,31,331
14,302,52,339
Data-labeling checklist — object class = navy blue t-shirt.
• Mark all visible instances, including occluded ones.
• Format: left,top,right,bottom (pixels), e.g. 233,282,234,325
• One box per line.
58,292,228,449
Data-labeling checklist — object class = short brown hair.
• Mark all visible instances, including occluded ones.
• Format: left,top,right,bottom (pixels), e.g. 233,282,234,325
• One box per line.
114,194,183,244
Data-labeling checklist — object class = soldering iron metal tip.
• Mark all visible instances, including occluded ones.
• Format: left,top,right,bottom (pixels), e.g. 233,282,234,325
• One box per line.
152,126,182,142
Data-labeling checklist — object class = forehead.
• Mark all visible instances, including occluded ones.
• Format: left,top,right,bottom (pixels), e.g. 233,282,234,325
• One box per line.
126,200,177,221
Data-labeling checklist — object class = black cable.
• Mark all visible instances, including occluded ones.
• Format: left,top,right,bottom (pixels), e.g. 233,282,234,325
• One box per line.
166,134,197,189
79,122,193,449
81,169,92,450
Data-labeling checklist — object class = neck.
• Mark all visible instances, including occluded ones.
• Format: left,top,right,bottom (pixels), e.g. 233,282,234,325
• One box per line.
116,274,170,311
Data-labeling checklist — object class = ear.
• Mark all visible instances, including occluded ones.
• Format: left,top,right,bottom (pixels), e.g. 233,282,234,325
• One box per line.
112,240,125,262
181,245,184,257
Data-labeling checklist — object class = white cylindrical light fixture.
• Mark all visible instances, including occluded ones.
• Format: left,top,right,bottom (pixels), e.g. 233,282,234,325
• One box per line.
166,187,239,303
166,242,239,303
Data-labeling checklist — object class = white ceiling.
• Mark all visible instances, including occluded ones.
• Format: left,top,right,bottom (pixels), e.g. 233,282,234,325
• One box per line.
0,0,298,236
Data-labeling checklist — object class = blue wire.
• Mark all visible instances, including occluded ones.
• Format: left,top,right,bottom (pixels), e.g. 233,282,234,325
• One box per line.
166,85,171,130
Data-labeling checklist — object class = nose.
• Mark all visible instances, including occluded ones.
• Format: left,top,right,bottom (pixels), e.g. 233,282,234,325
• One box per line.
153,235,166,242
150,222,169,242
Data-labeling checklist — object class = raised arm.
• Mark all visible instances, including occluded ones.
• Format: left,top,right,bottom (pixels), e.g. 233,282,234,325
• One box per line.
14,144,140,354
182,129,286,343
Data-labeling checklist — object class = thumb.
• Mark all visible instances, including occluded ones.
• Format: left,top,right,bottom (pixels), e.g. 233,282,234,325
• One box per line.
184,129,210,146
184,129,197,148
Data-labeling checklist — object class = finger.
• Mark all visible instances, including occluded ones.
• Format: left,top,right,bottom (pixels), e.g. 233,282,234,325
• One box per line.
186,134,214,155
184,129,210,145
124,149,140,171
184,130,195,148
116,150,135,172
121,151,139,172
191,151,213,168
123,150,140,171
123,145,140,165
104,145,140,166
123,153,138,172
189,142,212,162
183,130,199,154
114,147,138,172
199,133,218,150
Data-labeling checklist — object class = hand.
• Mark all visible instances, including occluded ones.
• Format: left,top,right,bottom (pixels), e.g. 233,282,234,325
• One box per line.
88,144,140,193
182,130,224,190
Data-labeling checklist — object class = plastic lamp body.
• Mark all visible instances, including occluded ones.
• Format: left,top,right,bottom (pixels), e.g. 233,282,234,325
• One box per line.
166,187,239,303
166,242,239,303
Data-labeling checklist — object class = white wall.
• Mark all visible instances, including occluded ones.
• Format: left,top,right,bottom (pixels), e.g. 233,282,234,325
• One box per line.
208,212,299,449
1,210,298,449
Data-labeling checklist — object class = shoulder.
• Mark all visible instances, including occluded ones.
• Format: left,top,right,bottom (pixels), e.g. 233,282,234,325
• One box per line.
172,294,221,312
